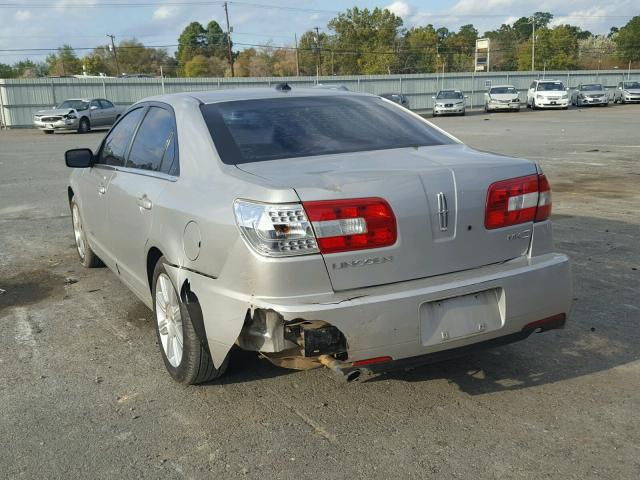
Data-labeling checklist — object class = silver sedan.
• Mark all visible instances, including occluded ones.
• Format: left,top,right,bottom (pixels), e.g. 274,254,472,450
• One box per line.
34,98,124,134
570,84,609,107
65,87,572,384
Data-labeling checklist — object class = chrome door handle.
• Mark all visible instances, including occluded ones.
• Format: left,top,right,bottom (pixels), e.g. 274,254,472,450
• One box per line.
137,196,153,210
98,185,106,195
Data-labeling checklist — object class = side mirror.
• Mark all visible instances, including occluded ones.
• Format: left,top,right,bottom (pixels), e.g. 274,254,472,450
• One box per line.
65,148,94,168
465,95,469,99
90,105,98,110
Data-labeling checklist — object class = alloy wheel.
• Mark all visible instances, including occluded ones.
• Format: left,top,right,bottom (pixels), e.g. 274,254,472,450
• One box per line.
72,203,85,260
155,273,184,368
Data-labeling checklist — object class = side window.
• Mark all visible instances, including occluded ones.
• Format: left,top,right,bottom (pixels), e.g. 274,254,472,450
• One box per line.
161,133,178,175
90,99,101,109
99,99,114,109
98,107,145,166
126,106,176,173
530,82,535,90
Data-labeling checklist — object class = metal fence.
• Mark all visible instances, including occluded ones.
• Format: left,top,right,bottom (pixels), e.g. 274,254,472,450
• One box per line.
1,69,638,128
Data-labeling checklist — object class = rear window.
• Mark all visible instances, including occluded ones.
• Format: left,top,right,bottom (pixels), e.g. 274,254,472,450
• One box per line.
200,95,453,165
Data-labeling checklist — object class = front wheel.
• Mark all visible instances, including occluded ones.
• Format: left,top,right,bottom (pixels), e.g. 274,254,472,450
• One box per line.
153,257,228,384
70,198,103,268
77,117,90,134
43,130,54,135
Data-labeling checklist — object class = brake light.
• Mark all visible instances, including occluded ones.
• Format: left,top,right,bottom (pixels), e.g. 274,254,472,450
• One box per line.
352,356,393,367
485,173,552,229
303,198,397,254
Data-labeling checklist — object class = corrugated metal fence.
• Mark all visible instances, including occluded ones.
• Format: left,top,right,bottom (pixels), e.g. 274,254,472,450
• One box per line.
1,69,638,128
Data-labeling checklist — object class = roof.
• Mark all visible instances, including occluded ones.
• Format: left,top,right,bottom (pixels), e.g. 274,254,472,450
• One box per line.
143,87,373,107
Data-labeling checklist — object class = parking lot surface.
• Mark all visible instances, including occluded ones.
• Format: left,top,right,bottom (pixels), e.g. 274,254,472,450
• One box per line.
1,106,639,479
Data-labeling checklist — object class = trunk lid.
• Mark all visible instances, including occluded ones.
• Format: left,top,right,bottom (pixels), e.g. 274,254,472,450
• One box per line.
237,144,538,291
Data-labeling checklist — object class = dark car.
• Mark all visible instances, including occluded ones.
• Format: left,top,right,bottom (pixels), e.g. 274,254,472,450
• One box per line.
380,93,410,109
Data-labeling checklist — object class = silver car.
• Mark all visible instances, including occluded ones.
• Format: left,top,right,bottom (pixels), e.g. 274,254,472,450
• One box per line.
484,85,521,112
34,98,124,134
432,89,467,116
571,84,609,107
65,87,572,384
612,81,640,103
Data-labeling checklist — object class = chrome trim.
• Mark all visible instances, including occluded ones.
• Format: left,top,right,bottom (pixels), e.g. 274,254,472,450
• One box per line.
92,164,178,182
437,192,449,232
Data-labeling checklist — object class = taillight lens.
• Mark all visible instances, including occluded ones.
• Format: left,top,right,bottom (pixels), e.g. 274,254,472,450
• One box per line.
303,197,397,254
485,173,552,230
234,200,319,257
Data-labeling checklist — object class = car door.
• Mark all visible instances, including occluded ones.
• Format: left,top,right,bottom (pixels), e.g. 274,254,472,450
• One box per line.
99,99,118,125
76,107,146,269
88,99,105,126
106,104,178,298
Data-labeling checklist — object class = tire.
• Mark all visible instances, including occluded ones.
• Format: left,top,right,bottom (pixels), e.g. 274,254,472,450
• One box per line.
461,111,466,116
43,130,54,134
484,104,489,113
70,197,103,268
77,117,90,134
532,99,537,110
152,257,228,384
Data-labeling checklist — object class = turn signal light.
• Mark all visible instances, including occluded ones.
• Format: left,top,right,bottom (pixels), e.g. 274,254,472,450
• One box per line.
303,198,397,254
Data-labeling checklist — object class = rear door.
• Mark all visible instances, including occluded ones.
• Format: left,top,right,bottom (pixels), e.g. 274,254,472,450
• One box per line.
99,99,118,125
106,104,178,297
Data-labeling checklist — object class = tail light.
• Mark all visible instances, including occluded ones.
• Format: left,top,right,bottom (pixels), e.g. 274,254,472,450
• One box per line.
485,173,552,230
234,200,319,257
303,198,397,254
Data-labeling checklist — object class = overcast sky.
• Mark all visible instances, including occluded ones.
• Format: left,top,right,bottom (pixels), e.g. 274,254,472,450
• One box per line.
0,0,636,65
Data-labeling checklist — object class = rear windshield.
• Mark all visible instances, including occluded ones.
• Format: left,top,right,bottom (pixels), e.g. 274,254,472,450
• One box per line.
200,95,453,164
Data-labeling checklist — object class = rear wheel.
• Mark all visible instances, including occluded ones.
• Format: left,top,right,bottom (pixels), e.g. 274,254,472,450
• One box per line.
43,130,54,134
77,117,90,134
71,197,103,268
152,257,228,384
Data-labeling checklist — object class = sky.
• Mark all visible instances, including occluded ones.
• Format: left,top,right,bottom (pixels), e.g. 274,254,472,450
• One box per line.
0,0,636,65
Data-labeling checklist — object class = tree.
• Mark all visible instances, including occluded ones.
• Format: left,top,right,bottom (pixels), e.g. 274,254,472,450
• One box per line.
297,30,332,76
614,16,640,63
177,22,207,68
183,54,227,77
46,45,82,76
445,24,478,71
204,20,229,59
328,7,404,75
401,25,439,73
0,63,15,78
517,25,579,70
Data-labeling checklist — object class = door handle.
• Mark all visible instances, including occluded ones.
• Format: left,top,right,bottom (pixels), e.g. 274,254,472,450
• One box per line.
98,185,106,195
137,196,153,210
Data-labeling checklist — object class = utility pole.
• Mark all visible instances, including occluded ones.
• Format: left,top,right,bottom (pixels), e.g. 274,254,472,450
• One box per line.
294,33,300,76
106,34,120,76
223,2,234,77
531,16,536,71
314,26,322,77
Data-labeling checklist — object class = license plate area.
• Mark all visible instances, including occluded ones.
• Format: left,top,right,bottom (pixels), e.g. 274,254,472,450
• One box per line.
420,288,505,346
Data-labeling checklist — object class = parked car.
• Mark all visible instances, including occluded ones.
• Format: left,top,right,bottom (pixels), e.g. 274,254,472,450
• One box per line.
484,85,521,112
432,89,467,116
380,93,410,109
526,80,569,110
612,81,640,103
33,98,124,134
571,84,608,107
65,87,571,384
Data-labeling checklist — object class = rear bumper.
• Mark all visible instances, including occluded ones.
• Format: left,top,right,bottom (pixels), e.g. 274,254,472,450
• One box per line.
251,252,572,363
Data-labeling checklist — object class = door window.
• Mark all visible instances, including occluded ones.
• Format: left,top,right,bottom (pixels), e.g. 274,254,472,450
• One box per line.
99,99,115,109
98,107,145,166
90,99,101,109
126,106,176,173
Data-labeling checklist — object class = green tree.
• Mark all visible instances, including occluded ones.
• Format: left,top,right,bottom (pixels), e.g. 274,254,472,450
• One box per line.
183,54,227,77
401,25,439,73
297,30,332,75
614,16,640,62
328,7,404,75
518,25,579,70
46,45,82,76
0,63,16,78
204,20,230,59
484,24,520,71
177,22,207,69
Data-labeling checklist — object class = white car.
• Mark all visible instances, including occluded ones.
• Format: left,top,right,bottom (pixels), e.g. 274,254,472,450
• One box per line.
612,81,640,104
484,85,521,112
526,80,569,110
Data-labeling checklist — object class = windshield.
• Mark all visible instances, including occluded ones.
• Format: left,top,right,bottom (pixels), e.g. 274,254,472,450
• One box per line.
490,87,517,95
537,82,565,91
200,96,454,165
436,91,463,99
57,100,89,110
580,84,603,91
623,82,640,89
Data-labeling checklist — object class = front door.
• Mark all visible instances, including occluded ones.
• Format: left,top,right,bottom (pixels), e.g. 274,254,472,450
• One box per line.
105,105,178,297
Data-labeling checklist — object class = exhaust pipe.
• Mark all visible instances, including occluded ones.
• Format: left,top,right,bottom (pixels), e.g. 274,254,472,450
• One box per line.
318,355,361,383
